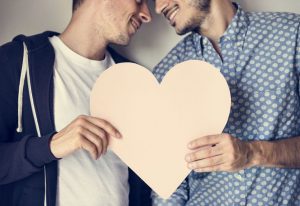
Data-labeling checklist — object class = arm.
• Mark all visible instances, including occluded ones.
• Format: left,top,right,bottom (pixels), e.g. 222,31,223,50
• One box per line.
249,137,300,168
185,134,300,173
0,135,57,184
0,42,121,184
0,42,57,184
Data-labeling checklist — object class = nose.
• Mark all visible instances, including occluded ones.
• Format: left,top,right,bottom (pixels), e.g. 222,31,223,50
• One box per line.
139,2,152,23
155,0,169,14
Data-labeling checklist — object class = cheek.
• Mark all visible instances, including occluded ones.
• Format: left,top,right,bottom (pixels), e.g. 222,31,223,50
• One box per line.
104,2,129,21
109,15,127,30
176,9,190,23
116,12,130,28
180,8,199,22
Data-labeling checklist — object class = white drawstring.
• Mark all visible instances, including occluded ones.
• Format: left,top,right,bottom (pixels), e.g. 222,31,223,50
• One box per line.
26,47,42,138
17,43,47,206
16,43,28,133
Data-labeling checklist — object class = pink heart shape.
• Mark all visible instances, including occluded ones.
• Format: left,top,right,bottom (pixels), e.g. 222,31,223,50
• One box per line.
90,60,231,199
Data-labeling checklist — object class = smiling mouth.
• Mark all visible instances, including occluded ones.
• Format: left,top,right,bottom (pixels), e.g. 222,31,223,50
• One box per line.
130,17,141,34
163,5,179,26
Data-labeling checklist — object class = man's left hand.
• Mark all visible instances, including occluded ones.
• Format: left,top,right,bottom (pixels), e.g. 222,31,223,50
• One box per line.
185,134,257,172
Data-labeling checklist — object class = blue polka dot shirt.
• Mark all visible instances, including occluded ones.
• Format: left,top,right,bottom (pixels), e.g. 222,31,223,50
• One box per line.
152,3,300,206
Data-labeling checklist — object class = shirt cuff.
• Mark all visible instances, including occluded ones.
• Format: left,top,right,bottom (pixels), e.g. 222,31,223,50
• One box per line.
25,132,59,168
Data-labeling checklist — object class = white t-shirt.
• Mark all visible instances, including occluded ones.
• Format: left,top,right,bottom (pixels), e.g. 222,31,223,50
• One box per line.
49,36,129,206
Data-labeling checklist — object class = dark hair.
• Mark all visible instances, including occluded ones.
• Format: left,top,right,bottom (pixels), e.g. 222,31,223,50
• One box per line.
72,0,84,12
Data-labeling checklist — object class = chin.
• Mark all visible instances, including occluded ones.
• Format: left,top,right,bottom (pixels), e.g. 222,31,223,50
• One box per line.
175,28,187,35
175,20,199,35
112,33,131,46
116,39,131,46
175,25,192,35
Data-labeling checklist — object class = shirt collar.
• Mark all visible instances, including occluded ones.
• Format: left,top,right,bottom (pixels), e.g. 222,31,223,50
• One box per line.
221,3,250,43
192,2,249,47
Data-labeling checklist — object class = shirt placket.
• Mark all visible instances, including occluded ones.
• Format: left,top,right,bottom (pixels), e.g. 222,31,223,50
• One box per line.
202,37,223,69
221,37,248,206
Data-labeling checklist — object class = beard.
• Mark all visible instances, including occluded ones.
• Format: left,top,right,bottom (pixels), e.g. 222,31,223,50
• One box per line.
113,33,130,46
193,0,211,12
176,0,211,35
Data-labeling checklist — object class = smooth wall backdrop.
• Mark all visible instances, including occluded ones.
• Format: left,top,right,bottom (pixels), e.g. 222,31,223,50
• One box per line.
0,0,299,69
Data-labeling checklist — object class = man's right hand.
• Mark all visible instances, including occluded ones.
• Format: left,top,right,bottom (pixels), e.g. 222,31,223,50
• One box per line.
50,115,121,160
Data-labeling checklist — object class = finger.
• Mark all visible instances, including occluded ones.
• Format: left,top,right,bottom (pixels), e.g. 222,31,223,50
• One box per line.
80,138,98,160
87,116,122,139
99,130,108,155
80,128,104,158
83,125,108,155
75,116,109,155
188,134,222,149
187,154,225,170
185,144,223,163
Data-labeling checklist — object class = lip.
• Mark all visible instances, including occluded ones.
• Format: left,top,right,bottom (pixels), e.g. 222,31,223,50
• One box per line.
164,5,179,26
130,17,141,34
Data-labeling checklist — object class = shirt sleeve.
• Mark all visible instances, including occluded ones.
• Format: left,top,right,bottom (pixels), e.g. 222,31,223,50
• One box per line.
0,42,57,185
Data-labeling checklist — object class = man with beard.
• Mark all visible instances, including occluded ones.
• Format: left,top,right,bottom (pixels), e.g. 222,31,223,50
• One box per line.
0,0,152,206
152,0,300,205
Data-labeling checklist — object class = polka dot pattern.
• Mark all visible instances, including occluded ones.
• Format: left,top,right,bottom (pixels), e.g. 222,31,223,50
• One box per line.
152,4,300,206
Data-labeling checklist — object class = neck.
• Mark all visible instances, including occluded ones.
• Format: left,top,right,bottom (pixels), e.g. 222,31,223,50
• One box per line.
59,11,107,61
200,0,236,45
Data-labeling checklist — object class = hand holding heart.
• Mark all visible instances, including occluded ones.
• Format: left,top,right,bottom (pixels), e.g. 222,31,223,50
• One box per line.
186,133,256,173
90,60,231,199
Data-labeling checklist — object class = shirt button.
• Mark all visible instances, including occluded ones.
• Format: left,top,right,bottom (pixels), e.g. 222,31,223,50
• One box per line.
234,173,244,181
236,42,242,47
204,38,209,45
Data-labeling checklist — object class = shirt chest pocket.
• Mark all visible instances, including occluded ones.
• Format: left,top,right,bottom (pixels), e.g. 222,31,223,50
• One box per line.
230,85,299,141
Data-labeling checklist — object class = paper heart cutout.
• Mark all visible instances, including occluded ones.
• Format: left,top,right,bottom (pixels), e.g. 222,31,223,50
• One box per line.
90,60,231,199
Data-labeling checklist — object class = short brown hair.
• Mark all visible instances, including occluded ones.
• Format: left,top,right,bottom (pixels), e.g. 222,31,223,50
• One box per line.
72,0,84,12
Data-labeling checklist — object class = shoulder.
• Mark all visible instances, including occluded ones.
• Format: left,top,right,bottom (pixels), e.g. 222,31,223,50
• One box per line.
0,40,24,89
244,11,300,46
0,31,58,66
0,39,23,64
167,33,196,58
247,11,300,30
153,33,196,80
0,31,58,89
